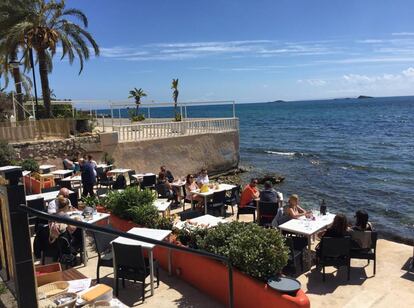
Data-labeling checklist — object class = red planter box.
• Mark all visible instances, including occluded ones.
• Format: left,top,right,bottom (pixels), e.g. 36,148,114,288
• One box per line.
111,215,310,308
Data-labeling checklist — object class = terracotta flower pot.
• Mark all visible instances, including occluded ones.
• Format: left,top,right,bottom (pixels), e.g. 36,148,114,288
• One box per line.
109,214,138,232
153,245,310,308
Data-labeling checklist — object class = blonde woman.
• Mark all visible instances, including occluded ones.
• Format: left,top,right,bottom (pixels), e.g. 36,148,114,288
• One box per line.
285,194,312,219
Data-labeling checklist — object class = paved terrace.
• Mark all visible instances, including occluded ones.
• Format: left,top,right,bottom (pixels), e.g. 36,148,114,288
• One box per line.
71,208,414,308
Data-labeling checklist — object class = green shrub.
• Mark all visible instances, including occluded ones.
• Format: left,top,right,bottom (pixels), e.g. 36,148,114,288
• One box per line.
174,226,208,249
104,187,156,219
103,187,170,229
20,158,39,172
0,140,16,166
197,221,289,281
81,195,99,209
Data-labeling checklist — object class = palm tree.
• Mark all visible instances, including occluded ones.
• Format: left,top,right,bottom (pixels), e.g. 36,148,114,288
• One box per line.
1,0,99,118
171,78,179,117
0,0,34,120
128,88,147,114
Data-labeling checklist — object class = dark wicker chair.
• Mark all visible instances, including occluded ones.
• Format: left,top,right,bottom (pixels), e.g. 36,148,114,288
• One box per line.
112,242,159,302
225,186,240,215
27,198,47,232
284,236,307,273
350,231,378,275
179,210,202,221
140,175,157,190
258,201,278,227
207,190,227,217
92,230,117,282
319,236,351,281
41,186,60,193
237,204,256,222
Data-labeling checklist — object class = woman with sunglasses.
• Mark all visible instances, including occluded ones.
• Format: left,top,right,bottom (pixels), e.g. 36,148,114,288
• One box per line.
185,174,204,204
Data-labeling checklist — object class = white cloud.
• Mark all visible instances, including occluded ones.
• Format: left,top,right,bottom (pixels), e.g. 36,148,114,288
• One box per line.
298,79,327,86
391,32,414,36
402,67,414,77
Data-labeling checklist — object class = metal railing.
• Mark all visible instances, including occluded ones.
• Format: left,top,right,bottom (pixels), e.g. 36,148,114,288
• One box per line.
17,206,234,308
0,118,72,142
112,117,239,142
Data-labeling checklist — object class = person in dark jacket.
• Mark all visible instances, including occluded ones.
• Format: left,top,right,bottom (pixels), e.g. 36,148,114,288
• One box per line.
160,165,174,183
79,158,96,197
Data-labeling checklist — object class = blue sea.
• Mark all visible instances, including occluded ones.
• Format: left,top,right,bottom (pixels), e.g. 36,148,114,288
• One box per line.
99,96,414,242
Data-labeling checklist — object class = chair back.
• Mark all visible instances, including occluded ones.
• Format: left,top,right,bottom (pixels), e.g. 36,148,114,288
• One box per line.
93,229,117,256
59,181,72,190
97,187,109,197
96,167,105,179
68,192,78,209
320,237,351,258
258,201,278,217
142,175,156,188
127,170,136,181
112,242,146,274
27,197,48,236
41,186,60,193
27,198,46,213
113,175,127,190
212,190,226,204
54,178,62,187
179,210,202,221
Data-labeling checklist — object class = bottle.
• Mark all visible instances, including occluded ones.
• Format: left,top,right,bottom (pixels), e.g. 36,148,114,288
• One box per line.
320,199,327,215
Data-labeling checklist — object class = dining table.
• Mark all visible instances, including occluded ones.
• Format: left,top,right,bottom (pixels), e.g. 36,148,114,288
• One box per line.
278,212,336,251
174,214,228,229
51,169,74,178
26,189,74,202
111,227,172,296
191,183,236,214
153,199,172,217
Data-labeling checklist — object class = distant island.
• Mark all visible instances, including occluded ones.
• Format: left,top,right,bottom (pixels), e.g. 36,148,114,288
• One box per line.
266,100,286,103
357,95,373,99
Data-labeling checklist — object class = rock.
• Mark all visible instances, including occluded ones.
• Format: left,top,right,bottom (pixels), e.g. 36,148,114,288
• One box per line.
257,174,285,185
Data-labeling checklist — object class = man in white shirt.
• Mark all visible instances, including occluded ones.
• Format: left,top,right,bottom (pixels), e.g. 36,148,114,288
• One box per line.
48,188,72,214
196,168,209,187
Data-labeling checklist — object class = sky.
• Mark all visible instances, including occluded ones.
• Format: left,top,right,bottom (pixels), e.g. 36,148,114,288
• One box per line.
9,0,414,103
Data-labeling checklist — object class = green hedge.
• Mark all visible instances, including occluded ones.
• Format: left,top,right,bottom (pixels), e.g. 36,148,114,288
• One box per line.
197,221,289,281
104,187,172,230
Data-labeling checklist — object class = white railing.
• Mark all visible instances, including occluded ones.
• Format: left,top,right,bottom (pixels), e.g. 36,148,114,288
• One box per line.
112,118,239,142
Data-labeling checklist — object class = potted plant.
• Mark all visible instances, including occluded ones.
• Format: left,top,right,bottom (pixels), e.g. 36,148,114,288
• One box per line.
153,222,309,308
103,187,173,231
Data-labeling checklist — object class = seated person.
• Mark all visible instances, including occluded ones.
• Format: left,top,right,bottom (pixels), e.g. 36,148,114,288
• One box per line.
196,168,209,188
156,172,174,199
240,178,260,207
352,210,373,231
350,210,374,249
48,188,72,214
318,213,350,238
160,165,174,183
62,153,75,170
285,194,311,219
184,174,204,204
316,213,350,259
49,196,82,253
259,181,283,205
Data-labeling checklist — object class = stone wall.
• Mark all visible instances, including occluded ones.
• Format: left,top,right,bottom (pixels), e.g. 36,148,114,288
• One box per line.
10,131,239,175
107,131,240,176
11,135,101,167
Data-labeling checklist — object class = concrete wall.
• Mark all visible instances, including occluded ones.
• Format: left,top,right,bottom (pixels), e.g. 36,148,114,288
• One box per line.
11,131,239,176
107,131,240,176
